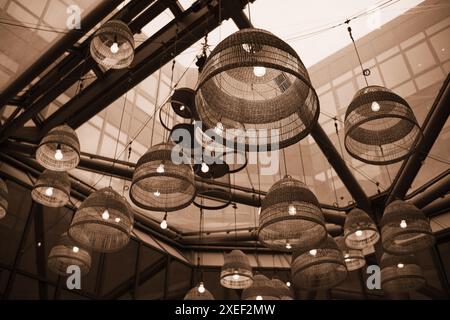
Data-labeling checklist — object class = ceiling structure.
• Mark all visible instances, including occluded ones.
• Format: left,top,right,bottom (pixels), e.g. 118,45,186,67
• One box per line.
0,0,449,300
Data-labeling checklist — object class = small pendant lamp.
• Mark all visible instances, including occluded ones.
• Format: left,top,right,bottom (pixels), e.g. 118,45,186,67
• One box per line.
242,274,280,300
271,278,294,300
31,170,71,207
184,283,215,300
380,253,425,293
335,236,366,271
0,178,8,219
220,250,253,289
344,208,380,250
48,233,91,276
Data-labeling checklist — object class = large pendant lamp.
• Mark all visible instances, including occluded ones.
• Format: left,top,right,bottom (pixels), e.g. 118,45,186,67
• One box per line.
68,187,134,253
291,235,347,290
344,208,380,250
258,175,327,252
36,124,80,171
130,142,196,212
220,250,253,289
242,274,280,300
31,170,70,207
48,233,91,276
381,200,434,255
380,253,425,293
90,20,134,70
195,28,319,151
335,236,366,271
271,279,294,300
0,178,8,219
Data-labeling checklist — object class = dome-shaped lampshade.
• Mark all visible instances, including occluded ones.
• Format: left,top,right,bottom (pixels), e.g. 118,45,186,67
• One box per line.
68,187,134,253
271,279,294,300
381,200,434,255
258,175,327,252
195,28,319,151
31,170,71,207
48,233,91,276
335,236,366,271
184,283,215,300
292,235,347,290
242,275,280,300
344,208,380,250
36,124,80,171
171,87,196,119
220,250,253,289
130,142,196,212
90,20,134,69
0,178,8,219
344,85,422,165
380,253,425,292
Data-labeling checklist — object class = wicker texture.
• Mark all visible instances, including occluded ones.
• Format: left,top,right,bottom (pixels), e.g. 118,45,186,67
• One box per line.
68,187,134,253
381,200,434,254
130,142,196,212
344,208,380,250
241,274,280,300
380,253,425,292
36,124,80,171
0,178,8,219
335,236,366,271
171,87,196,119
31,170,71,207
195,28,319,151
48,233,91,276
258,175,326,252
292,235,348,290
184,284,215,300
344,85,422,165
220,250,253,289
90,20,134,69
271,279,294,300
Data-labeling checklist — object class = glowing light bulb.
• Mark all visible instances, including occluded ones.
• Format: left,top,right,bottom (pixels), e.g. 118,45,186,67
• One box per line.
157,164,165,173
400,219,407,229
160,219,168,230
45,187,54,197
242,43,252,53
344,253,350,258
286,282,291,287
110,42,119,54
256,295,263,300
371,101,381,112
355,230,363,237
198,282,205,293
214,122,224,135
73,246,79,253
115,218,121,223
253,66,266,77
201,162,209,173
54,147,63,161
309,249,317,256
288,205,297,216
258,207,261,215
397,263,404,269
345,258,351,263
233,271,240,281
154,190,161,197
285,242,292,250
102,209,110,220
179,105,185,111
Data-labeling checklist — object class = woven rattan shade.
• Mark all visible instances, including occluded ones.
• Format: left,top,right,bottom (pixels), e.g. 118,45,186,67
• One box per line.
90,20,134,69
130,142,196,212
381,200,434,254
380,253,425,292
48,233,91,276
184,284,215,300
220,250,253,289
171,87,196,119
344,208,380,250
292,235,347,290
271,279,294,300
344,85,422,165
241,274,280,300
335,236,366,271
0,178,8,219
195,28,319,151
36,124,80,171
68,187,134,253
258,175,326,252
31,170,71,207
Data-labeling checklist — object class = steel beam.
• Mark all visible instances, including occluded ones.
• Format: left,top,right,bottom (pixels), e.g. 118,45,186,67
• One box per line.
410,171,450,208
33,204,48,300
422,196,450,217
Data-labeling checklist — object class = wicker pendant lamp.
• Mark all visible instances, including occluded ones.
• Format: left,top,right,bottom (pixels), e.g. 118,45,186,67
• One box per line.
68,187,134,253
380,253,425,293
220,250,253,289
242,274,280,300
0,178,8,219
291,235,347,290
36,124,80,171
130,142,196,212
271,279,294,300
31,170,71,207
258,175,327,252
48,233,91,276
184,283,215,300
170,87,196,119
344,208,380,250
195,28,319,151
335,236,366,271
381,200,434,254
90,20,134,69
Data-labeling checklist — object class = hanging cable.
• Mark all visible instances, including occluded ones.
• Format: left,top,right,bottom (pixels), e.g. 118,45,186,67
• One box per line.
298,141,307,184
346,21,370,86
281,148,288,176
